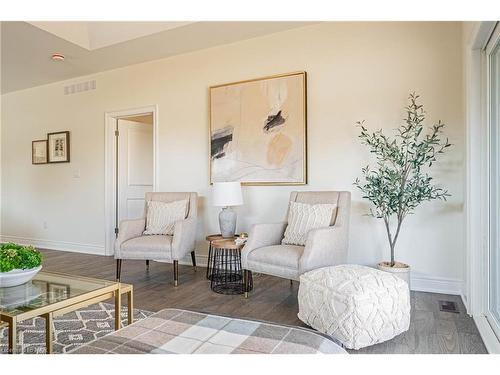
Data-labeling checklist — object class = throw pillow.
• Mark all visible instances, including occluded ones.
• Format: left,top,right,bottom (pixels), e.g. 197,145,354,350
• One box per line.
143,199,188,235
282,201,336,246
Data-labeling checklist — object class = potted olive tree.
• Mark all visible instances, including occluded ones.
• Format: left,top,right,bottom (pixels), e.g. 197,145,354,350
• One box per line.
354,93,451,286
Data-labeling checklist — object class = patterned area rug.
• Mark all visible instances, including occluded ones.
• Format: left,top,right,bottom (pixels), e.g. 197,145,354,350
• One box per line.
71,308,347,354
0,303,153,354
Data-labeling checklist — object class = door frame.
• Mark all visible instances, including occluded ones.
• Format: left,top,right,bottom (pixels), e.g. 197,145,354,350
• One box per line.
485,23,500,341
104,105,159,256
466,21,500,353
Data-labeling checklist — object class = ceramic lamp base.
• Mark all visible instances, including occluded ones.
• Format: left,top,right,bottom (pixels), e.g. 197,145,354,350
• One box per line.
219,207,237,238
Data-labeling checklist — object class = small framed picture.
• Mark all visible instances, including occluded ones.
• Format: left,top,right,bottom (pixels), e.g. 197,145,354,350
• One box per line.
32,139,48,164
48,131,70,163
47,282,71,303
32,280,48,293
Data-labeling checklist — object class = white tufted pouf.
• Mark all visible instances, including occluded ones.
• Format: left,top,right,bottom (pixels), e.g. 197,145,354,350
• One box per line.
297,264,411,350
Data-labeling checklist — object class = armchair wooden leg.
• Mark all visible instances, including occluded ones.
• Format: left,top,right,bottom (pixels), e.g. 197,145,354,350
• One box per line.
173,260,179,287
206,245,212,279
191,251,197,271
243,269,249,299
146,260,150,270
116,259,122,281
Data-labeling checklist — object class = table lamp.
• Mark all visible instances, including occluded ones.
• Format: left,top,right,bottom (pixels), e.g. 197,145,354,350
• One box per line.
212,181,243,238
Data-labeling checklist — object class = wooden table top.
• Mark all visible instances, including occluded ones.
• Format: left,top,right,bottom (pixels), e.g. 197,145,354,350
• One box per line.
211,239,244,250
206,234,235,242
206,234,248,242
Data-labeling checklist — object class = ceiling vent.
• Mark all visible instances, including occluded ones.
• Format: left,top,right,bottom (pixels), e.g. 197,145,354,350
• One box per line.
64,80,96,95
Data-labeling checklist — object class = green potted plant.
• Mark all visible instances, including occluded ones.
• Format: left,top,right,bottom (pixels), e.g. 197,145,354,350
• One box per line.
354,93,451,286
0,243,43,287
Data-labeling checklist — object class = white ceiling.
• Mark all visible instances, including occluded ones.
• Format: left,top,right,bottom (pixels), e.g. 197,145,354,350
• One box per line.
28,21,193,50
1,21,316,94
123,114,154,124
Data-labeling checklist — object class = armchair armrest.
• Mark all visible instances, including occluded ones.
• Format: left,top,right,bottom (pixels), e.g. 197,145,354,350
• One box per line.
171,217,197,260
241,222,287,267
114,218,146,258
299,225,348,274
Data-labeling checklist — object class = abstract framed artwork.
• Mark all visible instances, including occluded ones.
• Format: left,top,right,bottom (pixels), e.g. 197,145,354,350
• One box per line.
32,139,48,164
48,131,70,163
209,71,307,185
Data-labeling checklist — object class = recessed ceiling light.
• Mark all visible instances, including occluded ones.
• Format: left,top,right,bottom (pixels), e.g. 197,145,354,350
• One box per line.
51,53,65,62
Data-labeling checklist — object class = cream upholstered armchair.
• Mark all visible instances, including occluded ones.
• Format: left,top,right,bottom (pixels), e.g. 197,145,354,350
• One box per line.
241,191,351,297
114,192,198,286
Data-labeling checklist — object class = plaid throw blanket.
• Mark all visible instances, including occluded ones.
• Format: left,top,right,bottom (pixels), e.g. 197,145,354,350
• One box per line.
71,308,346,354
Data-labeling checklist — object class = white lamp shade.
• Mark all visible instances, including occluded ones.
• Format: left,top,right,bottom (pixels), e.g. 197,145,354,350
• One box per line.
212,181,243,207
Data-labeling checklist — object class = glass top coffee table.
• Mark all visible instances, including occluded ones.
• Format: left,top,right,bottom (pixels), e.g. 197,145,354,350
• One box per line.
0,271,133,354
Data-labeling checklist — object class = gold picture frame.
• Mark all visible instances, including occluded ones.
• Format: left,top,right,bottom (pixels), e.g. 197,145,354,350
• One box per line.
209,71,307,186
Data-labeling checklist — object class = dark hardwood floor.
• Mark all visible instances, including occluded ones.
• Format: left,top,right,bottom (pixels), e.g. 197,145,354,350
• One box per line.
39,249,488,354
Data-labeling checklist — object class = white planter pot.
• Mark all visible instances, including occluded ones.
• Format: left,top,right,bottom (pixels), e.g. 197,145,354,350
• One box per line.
0,266,42,288
377,262,411,289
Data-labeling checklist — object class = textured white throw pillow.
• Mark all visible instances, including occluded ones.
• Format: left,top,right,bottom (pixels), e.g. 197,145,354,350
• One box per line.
143,199,188,235
282,201,336,246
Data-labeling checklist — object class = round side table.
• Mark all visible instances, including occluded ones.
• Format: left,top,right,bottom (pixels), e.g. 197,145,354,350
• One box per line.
210,239,253,295
205,234,238,280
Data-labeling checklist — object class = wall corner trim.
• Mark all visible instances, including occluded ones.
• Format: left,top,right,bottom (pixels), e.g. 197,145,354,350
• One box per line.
410,275,463,295
473,315,500,353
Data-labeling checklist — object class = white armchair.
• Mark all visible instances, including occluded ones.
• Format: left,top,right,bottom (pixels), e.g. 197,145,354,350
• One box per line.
241,191,351,297
114,192,198,286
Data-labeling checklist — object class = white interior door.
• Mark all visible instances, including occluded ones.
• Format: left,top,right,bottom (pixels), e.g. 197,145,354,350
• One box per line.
117,118,153,224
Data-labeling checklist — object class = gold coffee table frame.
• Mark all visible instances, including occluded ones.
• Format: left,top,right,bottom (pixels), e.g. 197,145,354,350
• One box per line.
0,271,133,354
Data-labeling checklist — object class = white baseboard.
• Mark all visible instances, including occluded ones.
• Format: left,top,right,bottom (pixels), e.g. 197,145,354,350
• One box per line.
0,236,465,296
410,275,463,295
0,235,106,256
179,254,208,267
474,315,500,354
0,234,210,263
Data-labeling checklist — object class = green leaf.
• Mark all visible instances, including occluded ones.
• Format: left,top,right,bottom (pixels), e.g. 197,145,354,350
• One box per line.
0,243,42,272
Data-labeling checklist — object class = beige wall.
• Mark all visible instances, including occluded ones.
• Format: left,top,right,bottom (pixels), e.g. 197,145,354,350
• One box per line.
1,22,464,291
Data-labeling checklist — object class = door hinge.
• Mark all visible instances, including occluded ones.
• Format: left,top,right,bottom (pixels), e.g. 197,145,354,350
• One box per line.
114,227,119,235
115,130,119,136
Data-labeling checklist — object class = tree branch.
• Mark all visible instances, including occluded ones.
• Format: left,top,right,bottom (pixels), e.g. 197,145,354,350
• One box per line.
354,92,452,267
